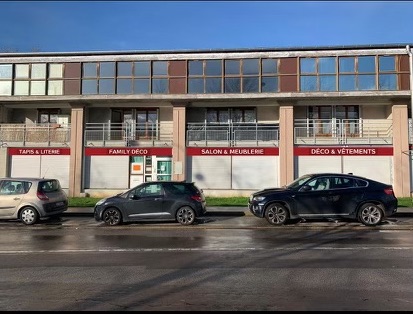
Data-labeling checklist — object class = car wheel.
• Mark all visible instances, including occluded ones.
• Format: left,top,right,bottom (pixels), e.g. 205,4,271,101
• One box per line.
176,206,196,225
102,207,122,226
19,207,39,225
358,203,383,226
265,203,289,225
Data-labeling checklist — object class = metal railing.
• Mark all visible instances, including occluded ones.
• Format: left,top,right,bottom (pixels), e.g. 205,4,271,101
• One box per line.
186,122,279,147
84,122,173,147
0,123,71,147
294,118,393,145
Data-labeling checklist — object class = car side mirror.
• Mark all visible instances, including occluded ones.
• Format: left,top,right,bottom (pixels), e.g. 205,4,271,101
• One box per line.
300,185,312,192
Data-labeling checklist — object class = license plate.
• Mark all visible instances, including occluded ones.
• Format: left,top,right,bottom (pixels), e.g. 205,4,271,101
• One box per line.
56,202,64,206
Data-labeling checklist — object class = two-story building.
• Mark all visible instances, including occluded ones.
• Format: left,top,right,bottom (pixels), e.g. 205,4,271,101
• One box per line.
0,44,412,197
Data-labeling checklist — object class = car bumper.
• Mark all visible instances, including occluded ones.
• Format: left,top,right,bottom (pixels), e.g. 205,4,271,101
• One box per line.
248,202,265,218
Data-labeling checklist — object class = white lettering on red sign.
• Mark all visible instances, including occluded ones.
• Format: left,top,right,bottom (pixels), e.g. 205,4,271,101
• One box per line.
17,149,61,155
310,148,377,155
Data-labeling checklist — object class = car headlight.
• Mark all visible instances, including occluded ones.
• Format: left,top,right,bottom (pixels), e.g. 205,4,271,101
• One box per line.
95,198,107,206
253,196,266,202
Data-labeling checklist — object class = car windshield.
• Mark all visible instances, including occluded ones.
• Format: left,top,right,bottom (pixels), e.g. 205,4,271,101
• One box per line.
286,174,312,190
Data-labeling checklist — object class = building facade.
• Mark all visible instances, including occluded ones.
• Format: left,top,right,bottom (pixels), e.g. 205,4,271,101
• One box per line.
0,44,412,198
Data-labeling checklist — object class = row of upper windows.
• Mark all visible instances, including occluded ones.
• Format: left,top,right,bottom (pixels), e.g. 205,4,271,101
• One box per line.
0,55,403,96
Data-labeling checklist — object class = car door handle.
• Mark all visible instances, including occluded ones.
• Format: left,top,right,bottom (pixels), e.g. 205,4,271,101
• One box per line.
154,198,163,201
13,197,21,200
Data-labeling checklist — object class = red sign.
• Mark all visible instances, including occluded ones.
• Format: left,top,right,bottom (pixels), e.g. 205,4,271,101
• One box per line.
8,148,70,155
85,147,172,156
186,147,279,156
294,146,393,156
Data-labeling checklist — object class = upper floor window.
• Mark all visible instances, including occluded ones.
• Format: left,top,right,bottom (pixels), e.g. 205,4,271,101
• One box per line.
81,61,169,95
188,58,278,94
300,57,336,92
9,63,64,96
378,56,397,90
300,55,398,92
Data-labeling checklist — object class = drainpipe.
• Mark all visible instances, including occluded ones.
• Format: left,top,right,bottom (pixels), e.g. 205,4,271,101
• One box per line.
407,45,413,130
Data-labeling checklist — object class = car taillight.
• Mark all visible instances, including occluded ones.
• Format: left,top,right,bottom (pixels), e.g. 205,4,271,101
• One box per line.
191,195,203,202
37,191,49,200
384,187,394,195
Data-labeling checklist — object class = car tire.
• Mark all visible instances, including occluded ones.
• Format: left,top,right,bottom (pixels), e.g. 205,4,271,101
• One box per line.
358,203,383,226
102,207,122,226
265,203,289,225
19,207,39,225
176,206,196,225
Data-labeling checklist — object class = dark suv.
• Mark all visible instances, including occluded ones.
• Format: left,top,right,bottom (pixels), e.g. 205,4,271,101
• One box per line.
94,181,206,226
249,173,398,226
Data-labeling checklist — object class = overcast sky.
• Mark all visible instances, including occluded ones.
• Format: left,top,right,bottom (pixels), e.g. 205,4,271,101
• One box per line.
1,1,412,52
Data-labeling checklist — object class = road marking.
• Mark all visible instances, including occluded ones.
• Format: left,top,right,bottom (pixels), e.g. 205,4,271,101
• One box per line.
0,246,412,254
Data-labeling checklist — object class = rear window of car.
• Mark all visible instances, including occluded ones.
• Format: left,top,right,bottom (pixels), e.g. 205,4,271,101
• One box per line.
39,180,61,193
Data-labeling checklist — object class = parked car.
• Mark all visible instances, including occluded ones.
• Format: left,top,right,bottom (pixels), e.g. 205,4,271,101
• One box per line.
94,181,207,226
0,177,68,225
248,173,398,226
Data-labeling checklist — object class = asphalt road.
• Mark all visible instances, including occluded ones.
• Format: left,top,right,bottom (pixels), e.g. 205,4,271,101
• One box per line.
0,215,412,311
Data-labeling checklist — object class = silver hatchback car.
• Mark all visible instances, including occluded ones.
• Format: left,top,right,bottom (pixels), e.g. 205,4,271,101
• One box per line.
0,177,68,225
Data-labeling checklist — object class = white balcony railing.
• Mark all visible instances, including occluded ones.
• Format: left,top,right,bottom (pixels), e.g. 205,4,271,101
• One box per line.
186,122,279,147
0,123,71,147
84,122,173,147
294,118,393,145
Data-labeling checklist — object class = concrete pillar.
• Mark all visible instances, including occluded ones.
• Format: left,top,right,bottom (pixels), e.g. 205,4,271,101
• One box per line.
0,148,8,177
392,103,411,197
0,104,9,123
68,105,84,197
172,103,187,181
279,104,295,187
